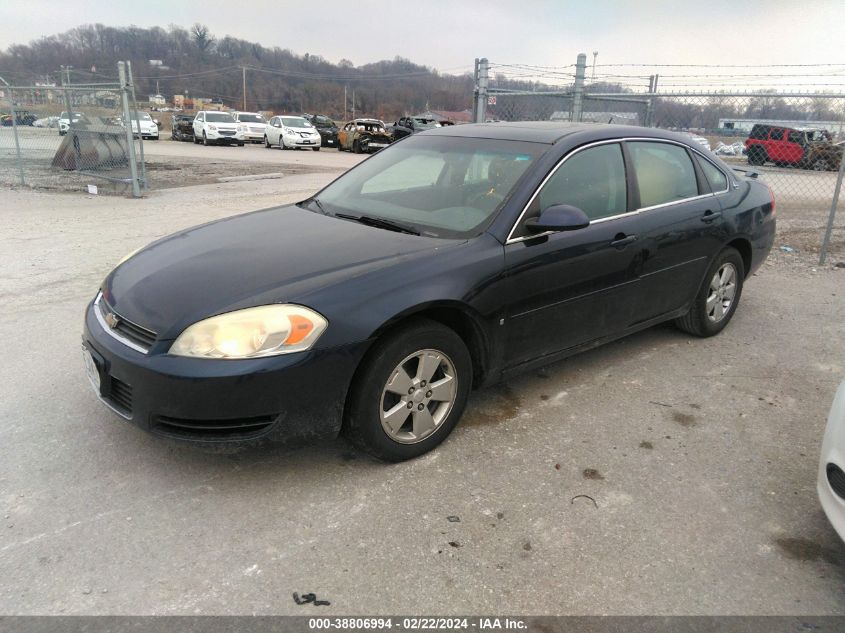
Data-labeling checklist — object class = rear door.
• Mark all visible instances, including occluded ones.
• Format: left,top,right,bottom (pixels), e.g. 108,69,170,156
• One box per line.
502,141,644,367
625,140,727,322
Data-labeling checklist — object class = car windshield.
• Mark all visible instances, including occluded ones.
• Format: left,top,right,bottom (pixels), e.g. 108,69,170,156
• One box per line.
306,136,544,239
133,113,153,121
315,116,335,127
206,112,235,123
281,116,312,128
414,118,440,129
358,122,386,133
238,113,265,123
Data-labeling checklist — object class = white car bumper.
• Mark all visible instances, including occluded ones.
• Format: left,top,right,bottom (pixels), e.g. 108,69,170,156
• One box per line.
818,380,845,541
282,135,321,148
239,127,266,141
206,128,240,142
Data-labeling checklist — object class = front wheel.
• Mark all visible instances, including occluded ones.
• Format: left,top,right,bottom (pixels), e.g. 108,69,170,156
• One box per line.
312,147,320,152
675,247,745,337
203,132,210,146
343,319,472,462
264,136,271,148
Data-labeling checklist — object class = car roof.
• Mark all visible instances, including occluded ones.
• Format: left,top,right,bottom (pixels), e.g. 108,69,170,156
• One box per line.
423,121,704,145
353,118,383,123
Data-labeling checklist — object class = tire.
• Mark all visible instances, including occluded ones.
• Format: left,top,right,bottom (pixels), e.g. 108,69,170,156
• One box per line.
238,142,245,147
747,146,765,166
312,147,320,152
264,136,271,148
353,140,361,154
203,132,210,146
812,159,830,171
343,318,472,462
675,247,745,338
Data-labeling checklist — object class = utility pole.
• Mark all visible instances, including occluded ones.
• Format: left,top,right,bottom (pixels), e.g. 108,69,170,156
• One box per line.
118,62,141,198
352,89,355,119
571,53,587,123
344,85,347,120
242,66,247,111
591,51,598,82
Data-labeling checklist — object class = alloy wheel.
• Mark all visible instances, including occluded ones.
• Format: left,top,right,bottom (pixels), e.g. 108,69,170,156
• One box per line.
706,263,737,323
379,349,457,444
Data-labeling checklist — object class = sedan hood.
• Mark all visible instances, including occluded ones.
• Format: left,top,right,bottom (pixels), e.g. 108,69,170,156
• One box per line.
104,205,451,339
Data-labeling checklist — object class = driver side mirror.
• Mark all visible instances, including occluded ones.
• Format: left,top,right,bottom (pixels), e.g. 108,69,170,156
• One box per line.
525,204,590,233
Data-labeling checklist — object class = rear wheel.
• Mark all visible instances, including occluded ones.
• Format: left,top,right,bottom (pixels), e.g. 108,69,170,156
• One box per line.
747,146,766,166
343,319,472,462
675,247,744,338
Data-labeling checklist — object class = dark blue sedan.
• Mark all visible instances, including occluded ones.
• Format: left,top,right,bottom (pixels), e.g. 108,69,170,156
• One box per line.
82,123,775,461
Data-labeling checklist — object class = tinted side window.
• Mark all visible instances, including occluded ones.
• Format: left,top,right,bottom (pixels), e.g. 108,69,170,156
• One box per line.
770,128,785,141
695,155,728,192
749,125,769,140
538,143,627,221
787,130,802,143
628,142,699,208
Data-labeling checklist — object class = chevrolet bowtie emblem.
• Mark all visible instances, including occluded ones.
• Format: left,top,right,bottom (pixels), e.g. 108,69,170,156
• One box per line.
105,312,120,329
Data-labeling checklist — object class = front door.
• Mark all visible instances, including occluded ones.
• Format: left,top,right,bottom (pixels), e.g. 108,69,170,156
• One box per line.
502,141,643,368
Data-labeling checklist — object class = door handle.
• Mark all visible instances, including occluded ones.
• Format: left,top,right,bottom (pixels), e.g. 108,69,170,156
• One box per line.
610,234,638,248
701,210,722,223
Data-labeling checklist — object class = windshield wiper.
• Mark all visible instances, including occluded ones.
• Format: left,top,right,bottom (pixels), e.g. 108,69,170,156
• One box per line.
335,213,420,236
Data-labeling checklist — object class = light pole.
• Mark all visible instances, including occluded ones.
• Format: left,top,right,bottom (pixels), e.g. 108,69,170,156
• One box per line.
591,51,598,82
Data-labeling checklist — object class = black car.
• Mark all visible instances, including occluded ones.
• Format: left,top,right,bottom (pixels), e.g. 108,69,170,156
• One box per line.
303,113,339,147
82,123,775,461
171,113,195,142
388,116,441,140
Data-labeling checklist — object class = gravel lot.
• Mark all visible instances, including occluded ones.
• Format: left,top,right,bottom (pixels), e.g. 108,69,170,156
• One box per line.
1,154,844,615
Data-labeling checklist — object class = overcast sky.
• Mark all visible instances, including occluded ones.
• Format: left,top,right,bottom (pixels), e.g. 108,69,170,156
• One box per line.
2,0,844,86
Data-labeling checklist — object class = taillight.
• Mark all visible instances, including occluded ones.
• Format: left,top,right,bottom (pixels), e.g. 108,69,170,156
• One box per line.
767,185,776,217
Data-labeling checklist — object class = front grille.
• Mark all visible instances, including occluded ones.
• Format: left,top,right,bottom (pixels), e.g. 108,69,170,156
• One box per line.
828,463,845,500
97,294,157,352
151,414,278,441
107,376,133,414
219,130,236,136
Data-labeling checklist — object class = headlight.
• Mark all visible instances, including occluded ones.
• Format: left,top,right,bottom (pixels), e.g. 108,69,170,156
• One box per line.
169,304,328,359
238,124,247,131
208,125,217,131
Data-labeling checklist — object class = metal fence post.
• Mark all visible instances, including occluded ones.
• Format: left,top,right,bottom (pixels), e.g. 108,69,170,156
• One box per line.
475,58,489,124
571,53,587,122
126,61,147,190
819,150,845,265
1,79,26,186
118,62,142,198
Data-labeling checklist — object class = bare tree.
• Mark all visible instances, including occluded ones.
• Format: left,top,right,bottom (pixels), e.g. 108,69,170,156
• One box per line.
191,24,215,55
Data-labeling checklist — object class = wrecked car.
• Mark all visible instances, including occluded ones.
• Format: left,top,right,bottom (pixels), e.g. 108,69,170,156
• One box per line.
388,116,441,140
338,118,392,153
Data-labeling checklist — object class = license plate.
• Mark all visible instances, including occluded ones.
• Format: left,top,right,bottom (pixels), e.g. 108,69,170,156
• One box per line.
83,346,101,394
302,140,313,144
327,140,334,144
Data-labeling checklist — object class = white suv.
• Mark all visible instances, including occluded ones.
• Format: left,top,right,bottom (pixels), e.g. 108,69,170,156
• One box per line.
192,111,243,146
231,111,267,143
264,115,322,151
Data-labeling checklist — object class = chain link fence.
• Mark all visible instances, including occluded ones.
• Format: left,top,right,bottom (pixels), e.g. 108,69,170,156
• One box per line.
474,57,845,263
0,62,145,196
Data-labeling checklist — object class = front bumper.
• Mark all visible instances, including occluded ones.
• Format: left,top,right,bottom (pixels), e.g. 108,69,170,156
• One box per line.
282,135,321,148
819,381,845,541
82,299,368,446
320,133,339,147
206,129,240,143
